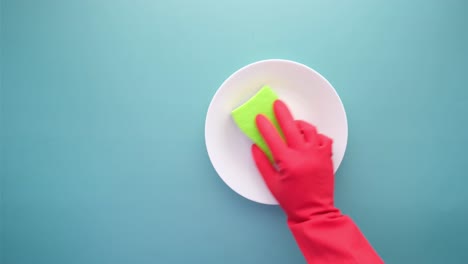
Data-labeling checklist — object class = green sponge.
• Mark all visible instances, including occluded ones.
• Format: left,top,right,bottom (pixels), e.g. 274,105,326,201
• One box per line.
231,85,282,160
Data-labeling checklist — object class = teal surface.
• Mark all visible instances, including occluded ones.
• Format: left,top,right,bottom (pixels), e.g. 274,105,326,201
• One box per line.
1,0,467,263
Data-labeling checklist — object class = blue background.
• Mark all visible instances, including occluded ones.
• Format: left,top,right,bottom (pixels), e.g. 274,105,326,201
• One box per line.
1,0,467,263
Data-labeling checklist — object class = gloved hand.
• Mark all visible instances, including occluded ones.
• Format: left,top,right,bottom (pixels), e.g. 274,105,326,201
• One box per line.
252,99,338,223
251,99,384,264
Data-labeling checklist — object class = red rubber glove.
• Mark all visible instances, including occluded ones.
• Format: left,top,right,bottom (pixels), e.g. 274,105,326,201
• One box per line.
252,100,383,264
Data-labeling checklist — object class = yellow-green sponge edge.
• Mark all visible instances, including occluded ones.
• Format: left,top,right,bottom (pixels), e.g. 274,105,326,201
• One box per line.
231,85,282,161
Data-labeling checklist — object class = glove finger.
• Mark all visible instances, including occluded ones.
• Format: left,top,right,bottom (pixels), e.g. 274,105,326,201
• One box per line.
256,114,288,161
295,120,318,146
252,144,278,190
317,133,333,155
274,100,303,148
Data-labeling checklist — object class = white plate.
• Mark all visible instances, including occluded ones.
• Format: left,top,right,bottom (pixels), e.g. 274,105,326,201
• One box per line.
205,59,348,205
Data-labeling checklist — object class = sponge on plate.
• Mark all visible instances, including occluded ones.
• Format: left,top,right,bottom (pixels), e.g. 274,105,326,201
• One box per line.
231,85,282,160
